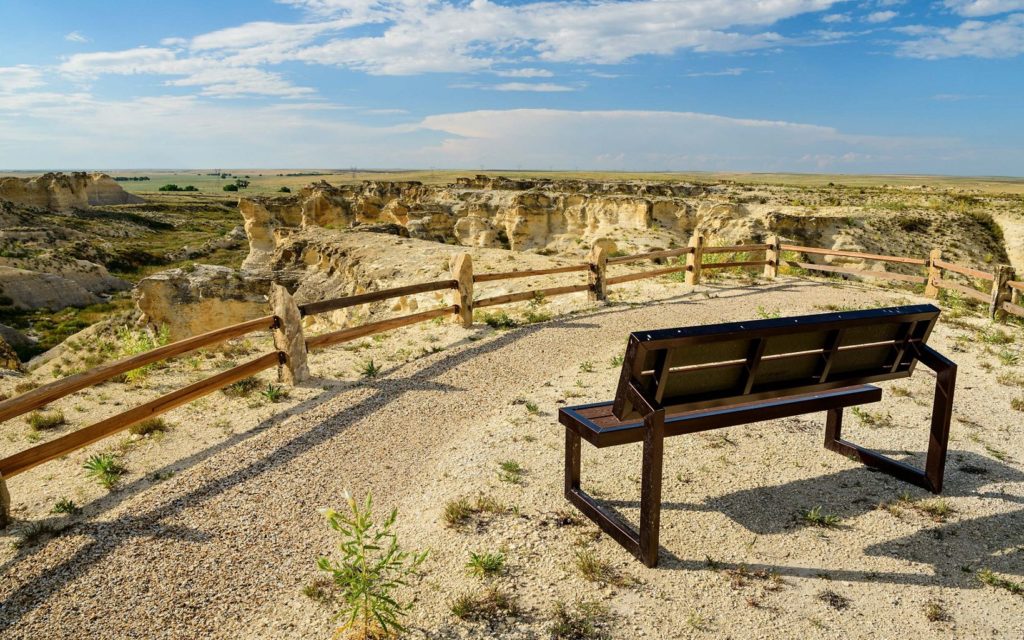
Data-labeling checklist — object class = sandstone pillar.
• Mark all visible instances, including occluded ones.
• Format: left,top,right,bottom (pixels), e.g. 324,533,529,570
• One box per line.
588,244,608,302
270,283,310,385
924,249,942,299
685,234,705,286
451,253,473,328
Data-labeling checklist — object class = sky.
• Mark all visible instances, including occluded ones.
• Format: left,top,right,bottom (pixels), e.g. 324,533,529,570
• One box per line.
0,0,1022,175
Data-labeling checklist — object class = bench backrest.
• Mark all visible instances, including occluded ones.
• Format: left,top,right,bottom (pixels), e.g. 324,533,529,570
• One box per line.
612,305,940,420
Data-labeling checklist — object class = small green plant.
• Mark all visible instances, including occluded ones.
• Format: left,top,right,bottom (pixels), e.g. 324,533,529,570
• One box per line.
116,325,170,383
317,492,428,640
686,611,712,631
977,568,1023,595
301,577,335,604
11,521,60,549
817,588,850,610
51,497,81,515
579,361,595,373
498,460,524,484
574,549,628,586
996,349,1020,366
916,498,955,522
609,354,624,367
1012,397,1024,412
83,453,126,489
443,495,504,529
803,506,840,528
479,311,518,330
222,376,260,397
524,401,540,415
548,600,611,639
924,600,951,622
129,417,170,436
851,407,895,429
358,359,382,378
26,410,66,431
466,551,506,577
756,306,781,319
450,586,520,622
261,383,288,403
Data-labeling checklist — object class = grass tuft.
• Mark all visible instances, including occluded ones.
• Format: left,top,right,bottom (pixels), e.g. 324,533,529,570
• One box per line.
26,410,66,431
817,589,850,610
450,586,520,622
802,506,840,528
466,551,506,578
977,568,1024,596
51,497,81,515
497,460,524,484
129,417,171,436
548,600,611,639
83,453,126,489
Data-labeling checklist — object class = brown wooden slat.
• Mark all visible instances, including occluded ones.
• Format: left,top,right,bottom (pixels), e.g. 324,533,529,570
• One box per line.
0,352,282,478
785,261,927,284
474,283,591,308
934,278,989,303
606,247,691,265
702,244,770,254
606,266,685,285
780,244,927,266
933,260,993,281
305,306,456,350
0,315,277,425
701,260,768,270
1001,300,1024,317
299,280,458,317
1008,280,1024,292
473,264,588,282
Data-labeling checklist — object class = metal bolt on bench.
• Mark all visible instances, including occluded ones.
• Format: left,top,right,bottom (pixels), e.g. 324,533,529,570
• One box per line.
559,305,956,567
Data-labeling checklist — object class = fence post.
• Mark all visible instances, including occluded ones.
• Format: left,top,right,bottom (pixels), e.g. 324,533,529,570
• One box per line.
0,472,9,529
451,253,473,328
588,244,608,302
924,248,942,299
270,283,310,385
990,265,1014,323
763,235,780,279
685,233,704,286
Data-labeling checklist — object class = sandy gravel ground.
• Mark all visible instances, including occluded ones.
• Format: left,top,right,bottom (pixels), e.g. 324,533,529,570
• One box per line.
1,275,1022,639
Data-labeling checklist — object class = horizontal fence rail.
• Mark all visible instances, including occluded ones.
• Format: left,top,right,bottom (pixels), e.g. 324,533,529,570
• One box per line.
473,264,588,283
784,260,928,284
606,247,691,265
476,284,591,308
0,315,278,425
0,352,283,479
299,280,458,317
781,244,928,266
703,260,768,270
933,260,994,281
306,306,457,351
606,265,686,286
703,244,770,255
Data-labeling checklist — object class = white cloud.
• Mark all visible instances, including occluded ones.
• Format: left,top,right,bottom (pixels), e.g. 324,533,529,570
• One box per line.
1,99,992,173
898,13,1024,58
65,31,89,43
490,82,576,92
866,11,898,23
685,67,747,77
944,0,1024,16
165,67,315,97
0,66,45,92
822,13,851,23
494,68,554,78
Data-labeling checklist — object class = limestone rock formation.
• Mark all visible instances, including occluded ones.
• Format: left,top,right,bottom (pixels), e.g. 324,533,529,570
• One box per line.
134,265,271,340
0,338,20,371
0,265,105,310
0,172,144,211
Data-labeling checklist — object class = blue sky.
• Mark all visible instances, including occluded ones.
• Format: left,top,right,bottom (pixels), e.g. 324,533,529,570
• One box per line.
1,0,1022,175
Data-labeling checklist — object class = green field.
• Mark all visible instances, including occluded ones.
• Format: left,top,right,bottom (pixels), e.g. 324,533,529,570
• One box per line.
5,169,1023,195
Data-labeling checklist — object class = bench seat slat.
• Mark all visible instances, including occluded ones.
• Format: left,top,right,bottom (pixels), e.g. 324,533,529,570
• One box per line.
560,384,882,448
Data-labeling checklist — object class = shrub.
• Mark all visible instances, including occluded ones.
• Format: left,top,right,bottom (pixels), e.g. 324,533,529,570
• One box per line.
129,417,171,436
479,311,517,329
116,325,171,382
317,492,427,640
26,410,66,431
223,183,239,192
222,376,260,397
279,186,291,193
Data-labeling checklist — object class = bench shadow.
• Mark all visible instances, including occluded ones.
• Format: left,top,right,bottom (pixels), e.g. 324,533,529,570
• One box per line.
592,449,1022,587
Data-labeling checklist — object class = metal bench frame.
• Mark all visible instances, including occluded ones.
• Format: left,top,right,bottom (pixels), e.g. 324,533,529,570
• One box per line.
559,305,956,567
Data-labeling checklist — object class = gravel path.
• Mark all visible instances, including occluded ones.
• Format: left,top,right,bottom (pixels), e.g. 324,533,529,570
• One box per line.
1,277,1022,639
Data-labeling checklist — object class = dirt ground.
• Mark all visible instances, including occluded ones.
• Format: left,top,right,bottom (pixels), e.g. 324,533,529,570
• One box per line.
1,275,1022,639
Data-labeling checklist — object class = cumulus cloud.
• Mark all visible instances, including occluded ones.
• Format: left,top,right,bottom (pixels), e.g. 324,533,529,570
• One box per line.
865,10,898,23
494,68,555,78
897,13,1024,58
822,13,852,23
944,0,1024,16
0,66,45,92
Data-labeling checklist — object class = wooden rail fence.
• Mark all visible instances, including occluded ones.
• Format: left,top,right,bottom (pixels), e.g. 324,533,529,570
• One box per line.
0,233,1020,526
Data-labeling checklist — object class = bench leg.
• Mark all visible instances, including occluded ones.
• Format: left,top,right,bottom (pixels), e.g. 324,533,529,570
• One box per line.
639,409,666,567
822,349,956,494
565,428,581,496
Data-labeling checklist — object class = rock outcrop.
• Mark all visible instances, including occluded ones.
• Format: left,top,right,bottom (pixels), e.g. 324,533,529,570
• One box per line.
134,265,271,340
0,172,144,211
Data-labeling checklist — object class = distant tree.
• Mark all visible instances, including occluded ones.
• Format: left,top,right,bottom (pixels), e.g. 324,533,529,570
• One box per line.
223,184,239,192
158,184,180,192
278,186,291,193
234,178,250,189
182,185,198,192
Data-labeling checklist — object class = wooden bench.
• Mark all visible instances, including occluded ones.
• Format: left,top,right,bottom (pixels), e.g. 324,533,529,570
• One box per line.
559,305,956,567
